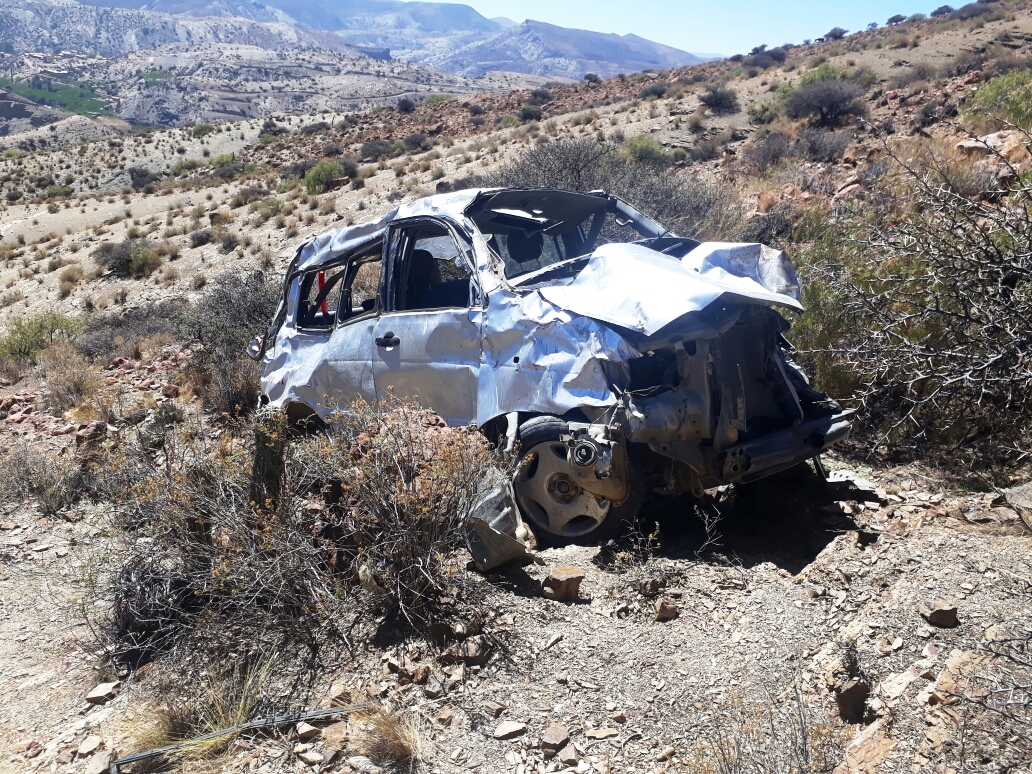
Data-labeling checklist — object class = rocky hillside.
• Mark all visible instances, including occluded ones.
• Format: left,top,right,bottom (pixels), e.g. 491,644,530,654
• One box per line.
0,0,357,57
431,20,706,79
72,0,710,76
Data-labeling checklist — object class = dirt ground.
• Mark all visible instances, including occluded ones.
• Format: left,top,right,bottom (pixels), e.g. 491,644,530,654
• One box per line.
1,443,1028,773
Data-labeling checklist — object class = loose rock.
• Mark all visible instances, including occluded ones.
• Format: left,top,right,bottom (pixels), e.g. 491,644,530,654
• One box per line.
918,600,958,628
654,596,680,621
493,721,528,739
540,723,570,750
542,566,585,601
85,681,120,704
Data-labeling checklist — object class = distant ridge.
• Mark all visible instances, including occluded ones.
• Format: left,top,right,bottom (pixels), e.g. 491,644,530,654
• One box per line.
431,19,705,79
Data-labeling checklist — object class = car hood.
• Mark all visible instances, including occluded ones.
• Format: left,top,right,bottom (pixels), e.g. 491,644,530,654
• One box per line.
536,242,802,337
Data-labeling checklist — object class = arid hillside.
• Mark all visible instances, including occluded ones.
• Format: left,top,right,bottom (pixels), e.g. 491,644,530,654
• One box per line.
0,4,1031,774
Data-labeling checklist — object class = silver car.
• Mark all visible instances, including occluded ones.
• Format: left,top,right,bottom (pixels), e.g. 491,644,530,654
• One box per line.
250,188,851,545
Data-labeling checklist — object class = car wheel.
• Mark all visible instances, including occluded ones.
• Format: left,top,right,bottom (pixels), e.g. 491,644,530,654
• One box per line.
513,415,643,546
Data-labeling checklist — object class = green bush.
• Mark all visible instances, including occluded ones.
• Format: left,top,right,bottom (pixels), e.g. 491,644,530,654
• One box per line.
747,100,781,124
304,161,345,194
519,105,543,121
0,313,78,361
45,185,74,198
785,80,865,126
622,135,672,164
171,159,199,175
93,239,164,278
966,71,1032,129
210,153,233,167
192,124,216,138
423,94,451,105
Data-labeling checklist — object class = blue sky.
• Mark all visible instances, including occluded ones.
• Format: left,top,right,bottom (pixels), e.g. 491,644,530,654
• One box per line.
451,0,942,56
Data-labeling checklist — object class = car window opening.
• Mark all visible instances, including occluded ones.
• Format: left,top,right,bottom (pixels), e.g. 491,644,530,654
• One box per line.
396,222,475,311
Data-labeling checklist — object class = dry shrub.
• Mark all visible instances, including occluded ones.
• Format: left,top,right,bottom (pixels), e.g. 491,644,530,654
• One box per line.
939,628,1032,772
96,399,495,672
352,704,421,768
685,687,847,773
486,138,744,240
0,443,93,516
38,339,100,411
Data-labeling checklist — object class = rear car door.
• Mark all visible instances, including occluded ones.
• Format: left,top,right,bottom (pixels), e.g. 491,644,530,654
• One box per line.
277,238,384,416
372,218,483,426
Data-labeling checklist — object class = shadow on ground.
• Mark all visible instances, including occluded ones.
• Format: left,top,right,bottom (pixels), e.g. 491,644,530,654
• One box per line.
618,462,880,575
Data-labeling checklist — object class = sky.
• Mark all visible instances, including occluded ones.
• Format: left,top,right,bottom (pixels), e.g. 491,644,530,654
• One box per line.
446,0,944,57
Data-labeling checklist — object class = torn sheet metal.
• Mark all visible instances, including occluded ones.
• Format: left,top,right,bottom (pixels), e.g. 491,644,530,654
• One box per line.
465,468,532,571
536,243,801,338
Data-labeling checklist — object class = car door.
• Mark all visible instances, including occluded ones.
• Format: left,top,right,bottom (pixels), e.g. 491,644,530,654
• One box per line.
372,217,483,426
281,239,383,416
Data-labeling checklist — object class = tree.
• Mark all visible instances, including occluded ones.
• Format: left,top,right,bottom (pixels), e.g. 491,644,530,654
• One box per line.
583,73,602,84
825,27,848,40
396,97,415,113
784,80,865,126
930,5,953,17
886,14,907,25
867,22,879,30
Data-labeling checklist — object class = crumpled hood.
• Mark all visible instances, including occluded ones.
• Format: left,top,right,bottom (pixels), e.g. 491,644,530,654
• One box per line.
536,242,803,337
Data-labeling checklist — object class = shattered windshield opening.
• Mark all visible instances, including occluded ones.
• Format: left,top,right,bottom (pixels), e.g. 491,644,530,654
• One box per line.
467,189,683,281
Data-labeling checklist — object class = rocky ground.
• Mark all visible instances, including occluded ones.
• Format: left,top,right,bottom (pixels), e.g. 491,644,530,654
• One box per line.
0,336,1029,774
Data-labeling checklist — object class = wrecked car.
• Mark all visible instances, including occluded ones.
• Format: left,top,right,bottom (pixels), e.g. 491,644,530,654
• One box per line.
250,188,851,545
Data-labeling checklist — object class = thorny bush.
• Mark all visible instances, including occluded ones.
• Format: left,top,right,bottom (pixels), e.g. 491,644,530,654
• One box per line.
792,129,1032,461
95,399,495,673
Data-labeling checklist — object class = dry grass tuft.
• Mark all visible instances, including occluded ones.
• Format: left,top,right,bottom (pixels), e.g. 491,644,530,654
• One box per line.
352,704,422,769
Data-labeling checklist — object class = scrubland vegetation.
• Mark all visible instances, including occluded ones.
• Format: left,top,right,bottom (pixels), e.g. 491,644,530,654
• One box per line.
1,7,1032,773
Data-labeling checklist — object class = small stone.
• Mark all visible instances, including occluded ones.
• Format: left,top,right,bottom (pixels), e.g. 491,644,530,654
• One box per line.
576,760,591,774
434,707,455,725
328,682,351,705
835,679,870,722
585,727,618,739
638,578,664,597
918,600,958,628
542,566,585,601
657,746,676,761
654,596,679,621
611,711,627,723
559,744,578,766
347,754,382,773
56,748,76,764
484,700,507,718
78,735,104,755
441,634,490,666
85,681,120,704
540,724,570,750
323,720,349,749
296,721,320,740
493,721,528,740
161,384,181,398
423,675,446,699
298,750,324,765
83,752,112,774
410,665,430,684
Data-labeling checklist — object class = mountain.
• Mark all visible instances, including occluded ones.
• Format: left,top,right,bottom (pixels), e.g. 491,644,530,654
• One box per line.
73,0,510,59
69,0,708,76
0,0,352,57
431,19,705,79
